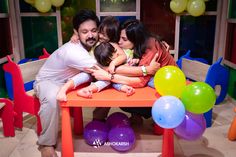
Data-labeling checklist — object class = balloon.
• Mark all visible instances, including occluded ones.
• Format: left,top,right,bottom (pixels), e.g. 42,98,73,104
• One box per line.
108,126,135,152
51,0,65,7
106,112,130,128
181,82,216,114
154,66,186,98
170,0,188,14
187,0,206,17
174,112,206,140
35,0,51,13
24,0,35,5
84,120,109,146
152,96,185,129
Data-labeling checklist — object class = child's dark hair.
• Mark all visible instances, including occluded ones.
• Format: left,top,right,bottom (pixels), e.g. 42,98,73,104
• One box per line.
99,16,120,43
94,42,116,66
73,9,99,31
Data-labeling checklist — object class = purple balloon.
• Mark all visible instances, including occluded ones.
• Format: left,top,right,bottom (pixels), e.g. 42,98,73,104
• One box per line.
106,112,130,128
84,120,109,146
108,126,136,152
174,112,206,140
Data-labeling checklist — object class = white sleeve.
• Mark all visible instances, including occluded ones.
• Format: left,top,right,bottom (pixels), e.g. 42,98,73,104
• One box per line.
65,44,97,70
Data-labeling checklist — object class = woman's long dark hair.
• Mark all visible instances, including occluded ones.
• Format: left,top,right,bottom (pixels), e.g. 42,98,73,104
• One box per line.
120,19,150,58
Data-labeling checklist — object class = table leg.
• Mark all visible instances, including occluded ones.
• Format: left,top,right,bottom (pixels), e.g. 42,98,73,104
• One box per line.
62,107,74,157
73,107,83,135
162,129,174,157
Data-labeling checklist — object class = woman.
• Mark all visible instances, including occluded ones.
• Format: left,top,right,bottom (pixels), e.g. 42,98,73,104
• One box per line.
88,19,177,123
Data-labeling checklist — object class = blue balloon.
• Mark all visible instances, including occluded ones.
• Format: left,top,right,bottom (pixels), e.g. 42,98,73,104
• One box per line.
152,96,185,129
84,120,109,146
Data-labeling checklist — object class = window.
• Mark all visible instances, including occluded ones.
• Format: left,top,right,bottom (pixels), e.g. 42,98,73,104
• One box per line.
96,0,140,21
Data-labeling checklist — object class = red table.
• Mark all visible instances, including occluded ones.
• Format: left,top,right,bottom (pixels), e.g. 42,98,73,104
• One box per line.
60,87,173,157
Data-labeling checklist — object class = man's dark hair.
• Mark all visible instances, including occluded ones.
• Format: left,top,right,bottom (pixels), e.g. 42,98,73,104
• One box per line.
94,42,115,66
73,9,99,31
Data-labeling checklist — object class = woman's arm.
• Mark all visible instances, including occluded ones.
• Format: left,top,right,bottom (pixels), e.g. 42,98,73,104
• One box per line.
88,65,150,87
115,53,160,76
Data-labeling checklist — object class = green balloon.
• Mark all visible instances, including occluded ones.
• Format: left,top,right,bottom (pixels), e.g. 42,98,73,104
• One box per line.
181,82,216,114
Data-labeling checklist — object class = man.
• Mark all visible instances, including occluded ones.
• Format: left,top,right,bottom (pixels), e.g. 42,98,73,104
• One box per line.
34,9,99,157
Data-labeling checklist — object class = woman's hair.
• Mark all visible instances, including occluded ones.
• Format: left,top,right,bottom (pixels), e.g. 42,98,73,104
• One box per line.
94,42,116,66
73,9,100,31
99,16,120,43
120,19,150,58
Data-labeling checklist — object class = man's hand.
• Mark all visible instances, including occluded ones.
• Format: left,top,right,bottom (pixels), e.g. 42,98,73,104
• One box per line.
146,53,160,75
86,65,111,81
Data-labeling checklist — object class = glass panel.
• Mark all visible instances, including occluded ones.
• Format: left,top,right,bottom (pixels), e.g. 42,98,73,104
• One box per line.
0,0,8,13
21,16,58,58
20,0,56,13
100,0,136,12
141,0,175,49
229,0,236,18
0,18,12,58
205,0,217,11
225,23,236,64
100,16,136,24
179,16,216,64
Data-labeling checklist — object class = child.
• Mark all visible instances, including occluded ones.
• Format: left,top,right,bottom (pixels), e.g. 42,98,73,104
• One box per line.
77,42,135,98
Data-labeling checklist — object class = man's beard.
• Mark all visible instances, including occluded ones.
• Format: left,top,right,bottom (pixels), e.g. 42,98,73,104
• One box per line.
81,38,97,51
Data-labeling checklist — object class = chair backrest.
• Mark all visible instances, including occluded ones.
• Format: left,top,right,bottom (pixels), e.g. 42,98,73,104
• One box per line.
181,58,210,82
3,56,47,99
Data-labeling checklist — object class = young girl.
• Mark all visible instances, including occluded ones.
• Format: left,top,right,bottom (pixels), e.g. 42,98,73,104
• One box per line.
77,42,135,98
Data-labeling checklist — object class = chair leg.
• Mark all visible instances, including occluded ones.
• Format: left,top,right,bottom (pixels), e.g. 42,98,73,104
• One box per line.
1,99,15,137
204,109,212,127
228,116,236,141
36,115,42,136
73,107,83,135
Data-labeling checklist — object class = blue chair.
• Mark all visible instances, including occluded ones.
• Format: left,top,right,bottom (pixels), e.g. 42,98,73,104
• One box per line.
178,50,229,127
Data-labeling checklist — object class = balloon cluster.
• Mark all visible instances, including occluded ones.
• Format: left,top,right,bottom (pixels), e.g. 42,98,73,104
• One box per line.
24,0,65,13
84,112,136,152
152,66,216,140
170,0,206,17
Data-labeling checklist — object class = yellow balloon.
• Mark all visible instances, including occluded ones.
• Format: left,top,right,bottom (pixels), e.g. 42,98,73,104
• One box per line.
51,0,65,7
170,0,188,14
24,0,35,5
35,0,51,13
154,66,186,98
187,0,206,17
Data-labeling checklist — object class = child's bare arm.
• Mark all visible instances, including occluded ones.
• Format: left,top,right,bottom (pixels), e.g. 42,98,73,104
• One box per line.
109,43,127,73
70,29,80,43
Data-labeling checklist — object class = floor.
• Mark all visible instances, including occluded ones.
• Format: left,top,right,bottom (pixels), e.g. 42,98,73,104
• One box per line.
0,96,236,157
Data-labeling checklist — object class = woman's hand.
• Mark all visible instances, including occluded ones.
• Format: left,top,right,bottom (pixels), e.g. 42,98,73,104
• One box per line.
146,53,160,75
108,62,116,74
86,65,111,81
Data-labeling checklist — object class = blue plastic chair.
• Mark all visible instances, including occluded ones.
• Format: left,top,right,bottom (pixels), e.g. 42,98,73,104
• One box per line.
178,50,229,127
